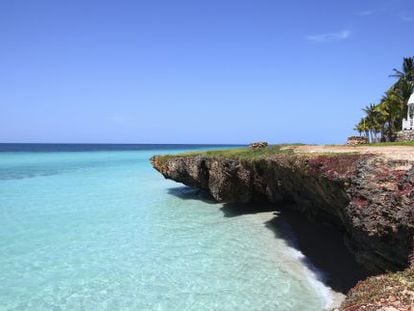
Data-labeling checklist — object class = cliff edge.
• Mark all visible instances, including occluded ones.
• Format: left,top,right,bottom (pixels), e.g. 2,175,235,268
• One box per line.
151,145,414,309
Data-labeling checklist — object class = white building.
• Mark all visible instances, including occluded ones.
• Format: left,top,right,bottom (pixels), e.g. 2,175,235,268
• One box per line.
402,92,414,130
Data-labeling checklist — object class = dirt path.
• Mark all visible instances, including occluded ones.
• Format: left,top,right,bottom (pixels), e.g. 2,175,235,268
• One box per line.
288,145,414,161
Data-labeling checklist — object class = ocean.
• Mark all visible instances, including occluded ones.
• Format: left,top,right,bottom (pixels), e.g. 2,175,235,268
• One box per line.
0,144,330,310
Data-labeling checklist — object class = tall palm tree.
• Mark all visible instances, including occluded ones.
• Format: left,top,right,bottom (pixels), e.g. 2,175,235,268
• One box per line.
394,78,413,103
354,56,414,142
362,104,376,142
390,57,414,83
390,57,414,133
354,121,363,136
375,89,405,141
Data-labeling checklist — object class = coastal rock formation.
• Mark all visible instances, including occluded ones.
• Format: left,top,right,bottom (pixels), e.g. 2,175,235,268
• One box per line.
151,150,414,309
151,153,414,272
346,136,368,145
249,141,269,149
341,266,414,310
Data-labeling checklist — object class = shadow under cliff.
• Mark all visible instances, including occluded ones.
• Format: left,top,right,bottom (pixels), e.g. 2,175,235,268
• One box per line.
167,186,371,294
221,202,371,294
167,186,216,204
219,201,277,216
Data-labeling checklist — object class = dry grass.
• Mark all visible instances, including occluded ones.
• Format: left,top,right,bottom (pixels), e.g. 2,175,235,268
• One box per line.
158,145,299,160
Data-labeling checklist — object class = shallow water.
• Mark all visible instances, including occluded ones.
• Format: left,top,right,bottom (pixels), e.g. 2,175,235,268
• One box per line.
0,145,327,310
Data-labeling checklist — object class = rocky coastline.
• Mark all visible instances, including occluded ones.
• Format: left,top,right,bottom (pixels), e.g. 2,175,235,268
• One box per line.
151,146,414,310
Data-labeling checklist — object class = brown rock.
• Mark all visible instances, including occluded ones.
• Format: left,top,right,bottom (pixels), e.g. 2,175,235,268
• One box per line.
249,141,269,149
347,136,369,145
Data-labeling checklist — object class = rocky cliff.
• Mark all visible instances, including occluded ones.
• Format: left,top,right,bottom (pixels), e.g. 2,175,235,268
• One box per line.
151,148,414,309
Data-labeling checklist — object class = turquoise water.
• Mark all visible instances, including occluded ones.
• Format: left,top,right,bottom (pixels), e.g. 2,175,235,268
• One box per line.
0,145,327,310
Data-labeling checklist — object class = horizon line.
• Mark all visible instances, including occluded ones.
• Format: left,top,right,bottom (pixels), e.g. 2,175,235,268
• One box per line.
0,142,315,146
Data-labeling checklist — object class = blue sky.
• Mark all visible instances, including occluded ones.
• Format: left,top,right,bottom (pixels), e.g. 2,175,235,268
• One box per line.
1,0,413,144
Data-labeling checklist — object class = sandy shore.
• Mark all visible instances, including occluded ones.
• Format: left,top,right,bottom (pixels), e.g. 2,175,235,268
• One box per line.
234,210,349,310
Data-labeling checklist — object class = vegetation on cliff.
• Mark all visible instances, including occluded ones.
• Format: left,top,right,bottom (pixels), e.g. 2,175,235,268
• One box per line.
158,143,414,166
161,145,297,160
157,144,370,162
355,56,414,142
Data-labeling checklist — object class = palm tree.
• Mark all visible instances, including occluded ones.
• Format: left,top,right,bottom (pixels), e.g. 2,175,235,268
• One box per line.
354,117,371,141
390,56,414,109
375,89,405,141
390,57,414,84
354,121,363,136
362,104,374,142
354,56,414,142
390,57,414,134
360,104,383,142
394,78,413,104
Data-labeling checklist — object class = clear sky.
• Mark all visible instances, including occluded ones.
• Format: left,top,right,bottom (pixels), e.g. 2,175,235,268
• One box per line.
1,0,413,144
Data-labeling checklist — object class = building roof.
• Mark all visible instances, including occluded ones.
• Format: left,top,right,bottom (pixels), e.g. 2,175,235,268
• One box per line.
409,92,414,105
